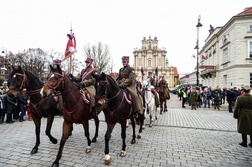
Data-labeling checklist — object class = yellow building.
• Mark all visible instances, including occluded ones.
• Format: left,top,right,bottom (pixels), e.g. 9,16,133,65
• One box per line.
133,36,178,87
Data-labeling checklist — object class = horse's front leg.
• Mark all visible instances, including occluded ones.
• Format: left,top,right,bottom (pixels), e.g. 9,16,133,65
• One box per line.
120,121,127,157
82,120,92,153
30,115,41,154
45,114,57,144
91,116,100,143
137,113,144,139
149,113,153,127
130,116,136,144
164,101,168,112
104,123,115,165
52,121,72,167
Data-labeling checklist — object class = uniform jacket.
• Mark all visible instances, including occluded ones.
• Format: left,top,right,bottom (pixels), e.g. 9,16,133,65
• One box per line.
233,93,252,135
190,90,198,105
72,66,97,95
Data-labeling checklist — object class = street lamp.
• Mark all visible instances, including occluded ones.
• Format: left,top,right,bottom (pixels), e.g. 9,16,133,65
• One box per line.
194,15,203,86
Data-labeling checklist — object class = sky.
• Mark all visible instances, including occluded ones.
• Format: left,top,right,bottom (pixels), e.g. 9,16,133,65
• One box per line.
0,0,251,74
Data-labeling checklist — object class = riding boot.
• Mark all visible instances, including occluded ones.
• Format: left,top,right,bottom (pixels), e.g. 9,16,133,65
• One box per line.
239,134,247,147
154,92,160,107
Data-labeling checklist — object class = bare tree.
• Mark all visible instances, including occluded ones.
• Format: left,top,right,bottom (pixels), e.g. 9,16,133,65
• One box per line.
83,42,110,72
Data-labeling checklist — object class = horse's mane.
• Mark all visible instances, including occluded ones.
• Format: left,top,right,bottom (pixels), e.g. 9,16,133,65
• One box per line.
106,74,117,84
24,70,43,83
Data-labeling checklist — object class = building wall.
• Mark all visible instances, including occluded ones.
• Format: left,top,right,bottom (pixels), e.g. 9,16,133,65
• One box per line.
181,10,252,89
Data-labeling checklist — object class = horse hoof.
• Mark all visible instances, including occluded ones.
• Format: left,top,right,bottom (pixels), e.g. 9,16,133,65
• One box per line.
52,162,59,167
105,154,111,165
30,148,38,154
85,146,91,153
91,138,97,143
131,139,136,144
149,125,152,128
137,134,141,139
120,150,126,157
51,138,58,144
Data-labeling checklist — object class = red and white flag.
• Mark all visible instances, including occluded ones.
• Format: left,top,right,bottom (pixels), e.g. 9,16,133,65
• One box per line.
191,54,196,58
202,55,207,60
65,33,76,58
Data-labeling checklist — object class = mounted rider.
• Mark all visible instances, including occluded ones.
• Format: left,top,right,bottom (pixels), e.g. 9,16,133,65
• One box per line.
116,56,143,114
148,72,160,107
69,57,98,116
159,76,170,100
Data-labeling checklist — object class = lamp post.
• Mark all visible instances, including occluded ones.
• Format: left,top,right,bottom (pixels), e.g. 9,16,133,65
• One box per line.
194,15,203,86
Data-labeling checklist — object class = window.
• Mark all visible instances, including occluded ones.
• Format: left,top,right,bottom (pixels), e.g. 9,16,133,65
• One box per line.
148,59,152,67
223,48,228,62
223,75,227,86
249,41,252,58
249,25,252,32
250,73,252,87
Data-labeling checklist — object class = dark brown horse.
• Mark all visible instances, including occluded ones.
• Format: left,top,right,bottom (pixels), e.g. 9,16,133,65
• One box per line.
93,72,144,165
41,64,99,167
7,66,59,154
158,82,170,114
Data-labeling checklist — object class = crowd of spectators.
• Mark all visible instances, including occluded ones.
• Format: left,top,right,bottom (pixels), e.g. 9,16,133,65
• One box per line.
177,85,242,112
0,86,32,124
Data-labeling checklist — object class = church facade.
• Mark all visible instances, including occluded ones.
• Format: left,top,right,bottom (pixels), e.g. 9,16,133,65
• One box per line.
133,36,178,87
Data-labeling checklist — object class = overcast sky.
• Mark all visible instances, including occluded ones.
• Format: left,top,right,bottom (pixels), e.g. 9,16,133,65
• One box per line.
0,0,251,74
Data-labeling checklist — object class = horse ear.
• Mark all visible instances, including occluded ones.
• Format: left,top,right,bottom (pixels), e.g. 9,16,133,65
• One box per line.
49,65,54,71
101,72,106,79
57,64,62,74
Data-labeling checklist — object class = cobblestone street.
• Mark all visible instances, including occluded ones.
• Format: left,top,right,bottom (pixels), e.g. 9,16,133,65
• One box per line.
0,94,251,167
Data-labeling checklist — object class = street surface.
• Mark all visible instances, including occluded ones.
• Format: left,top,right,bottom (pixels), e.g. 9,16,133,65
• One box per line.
0,94,252,167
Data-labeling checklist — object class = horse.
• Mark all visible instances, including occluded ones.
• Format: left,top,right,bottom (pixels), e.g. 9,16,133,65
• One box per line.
7,66,60,155
92,72,144,165
40,64,100,167
141,78,157,127
158,82,170,114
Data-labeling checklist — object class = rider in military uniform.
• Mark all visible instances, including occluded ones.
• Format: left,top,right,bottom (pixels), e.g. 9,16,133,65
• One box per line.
116,56,143,114
148,72,160,107
52,59,64,115
69,57,98,116
159,76,170,100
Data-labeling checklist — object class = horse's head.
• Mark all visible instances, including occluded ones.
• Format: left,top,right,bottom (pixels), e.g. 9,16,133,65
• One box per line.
41,64,64,97
142,79,151,91
8,66,27,97
93,72,107,108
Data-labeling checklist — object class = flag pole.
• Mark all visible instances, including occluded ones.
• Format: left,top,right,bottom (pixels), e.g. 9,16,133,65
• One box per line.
69,26,73,74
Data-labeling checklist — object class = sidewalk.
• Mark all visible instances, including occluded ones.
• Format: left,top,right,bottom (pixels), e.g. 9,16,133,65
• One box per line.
0,94,252,167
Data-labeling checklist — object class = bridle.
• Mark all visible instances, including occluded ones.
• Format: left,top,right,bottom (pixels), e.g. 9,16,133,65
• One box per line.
44,72,65,91
97,77,124,115
10,71,41,96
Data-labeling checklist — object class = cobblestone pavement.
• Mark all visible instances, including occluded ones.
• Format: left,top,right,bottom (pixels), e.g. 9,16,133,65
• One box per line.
0,94,252,167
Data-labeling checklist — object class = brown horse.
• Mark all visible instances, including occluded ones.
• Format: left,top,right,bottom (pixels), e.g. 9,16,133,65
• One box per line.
7,66,60,154
41,64,100,167
158,82,170,114
93,72,144,165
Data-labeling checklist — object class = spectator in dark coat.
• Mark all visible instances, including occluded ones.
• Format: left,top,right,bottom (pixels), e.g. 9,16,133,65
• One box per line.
18,94,28,122
226,88,235,113
6,94,17,123
212,88,221,110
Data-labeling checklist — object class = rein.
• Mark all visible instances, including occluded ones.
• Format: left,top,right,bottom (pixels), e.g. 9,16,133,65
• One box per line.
103,77,125,116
